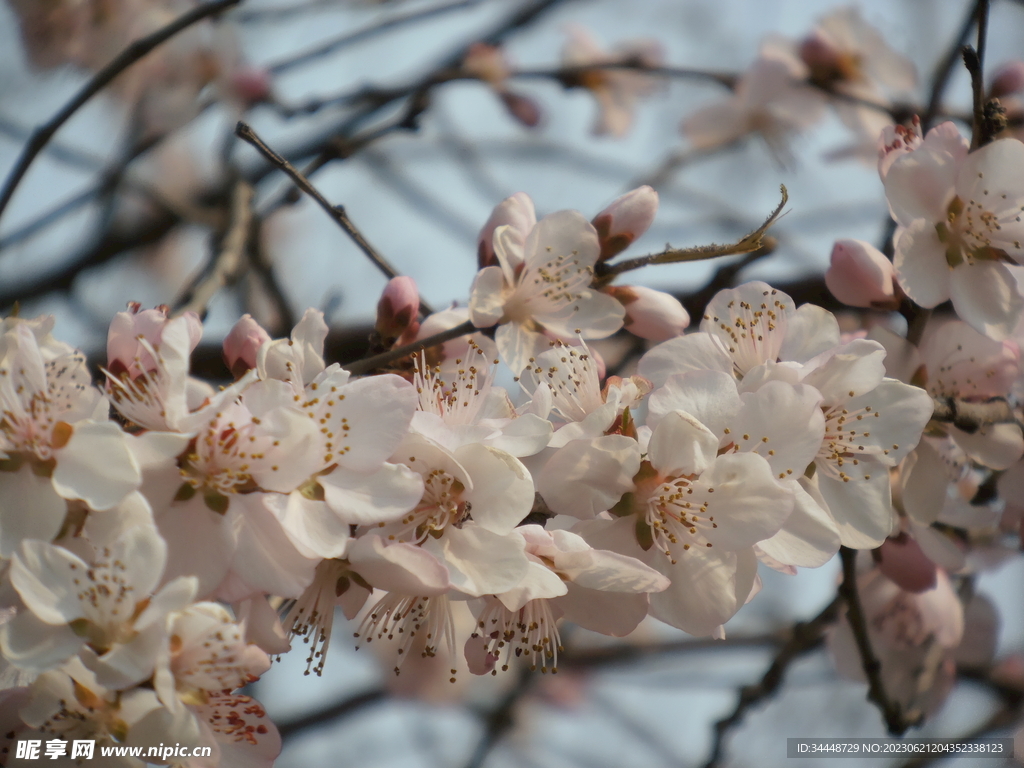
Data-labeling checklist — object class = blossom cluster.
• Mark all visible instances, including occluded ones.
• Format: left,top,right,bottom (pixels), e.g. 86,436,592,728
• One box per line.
13,161,1024,762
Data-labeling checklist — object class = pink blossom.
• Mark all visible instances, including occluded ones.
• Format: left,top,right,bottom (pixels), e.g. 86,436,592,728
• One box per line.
107,303,201,380
990,61,1024,98
605,285,689,341
825,238,897,309
592,186,658,261
476,192,536,269
222,314,270,379
376,276,421,344
874,532,938,593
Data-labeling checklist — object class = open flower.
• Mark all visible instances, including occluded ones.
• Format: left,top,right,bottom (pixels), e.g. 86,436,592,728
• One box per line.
469,200,624,375
883,124,1024,339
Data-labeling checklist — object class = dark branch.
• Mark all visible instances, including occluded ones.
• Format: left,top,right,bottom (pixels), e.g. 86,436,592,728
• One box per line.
702,597,842,768
343,320,476,375
276,687,388,740
235,121,435,314
839,547,921,736
0,0,244,225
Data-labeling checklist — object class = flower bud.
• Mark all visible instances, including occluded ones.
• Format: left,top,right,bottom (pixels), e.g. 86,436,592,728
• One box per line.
228,66,273,105
107,303,201,379
605,285,689,341
376,276,421,345
462,42,510,86
990,61,1024,98
223,314,271,379
477,193,536,269
825,239,897,309
591,186,658,261
874,533,937,593
499,90,542,128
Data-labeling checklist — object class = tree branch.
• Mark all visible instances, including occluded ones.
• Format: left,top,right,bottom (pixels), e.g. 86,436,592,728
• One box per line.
0,0,244,225
343,319,476,375
931,396,1019,433
594,185,787,285
173,181,254,318
702,597,842,768
235,121,435,315
276,687,388,740
839,547,922,736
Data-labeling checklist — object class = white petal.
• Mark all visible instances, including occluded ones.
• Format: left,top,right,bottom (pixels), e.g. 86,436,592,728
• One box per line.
647,370,740,434
892,220,951,309
540,289,625,340
495,322,547,380
497,561,568,611
11,541,89,624
348,535,450,596
331,373,418,474
756,479,840,568
950,422,1024,470
230,496,319,599
523,209,601,272
647,410,719,477
697,453,794,549
901,442,948,525
818,466,895,548
884,141,959,225
468,266,508,327
0,611,80,672
845,378,933,465
155,495,234,600
638,333,732,387
321,461,424,525
52,420,141,510
266,492,350,560
553,586,651,637
800,338,886,404
779,303,840,362
0,468,66,558
425,525,528,596
650,546,759,636
537,436,640,518
731,381,824,477
949,260,1024,341
456,445,534,535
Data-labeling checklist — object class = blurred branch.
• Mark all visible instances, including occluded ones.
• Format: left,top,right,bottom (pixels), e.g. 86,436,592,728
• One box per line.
464,667,536,768
276,686,389,740
594,185,787,284
0,0,244,226
343,319,475,375
839,547,922,736
173,181,254,318
561,634,781,670
235,0,347,22
702,596,842,768
267,0,485,75
235,121,435,313
931,396,1020,433
923,0,986,130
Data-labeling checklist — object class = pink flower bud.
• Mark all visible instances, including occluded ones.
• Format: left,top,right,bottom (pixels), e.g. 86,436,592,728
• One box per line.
228,66,273,105
499,90,543,128
990,61,1024,98
376,276,421,344
107,303,201,379
477,192,536,269
874,533,937,593
825,239,897,309
798,29,843,71
591,186,658,261
462,42,510,86
223,314,271,379
606,285,689,341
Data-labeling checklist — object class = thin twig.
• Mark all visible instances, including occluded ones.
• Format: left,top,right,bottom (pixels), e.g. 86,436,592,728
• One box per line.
703,596,843,768
838,547,921,736
174,181,255,318
235,121,434,314
343,320,475,375
0,0,244,226
463,667,535,768
594,185,787,285
268,0,484,75
931,396,1020,433
922,0,985,130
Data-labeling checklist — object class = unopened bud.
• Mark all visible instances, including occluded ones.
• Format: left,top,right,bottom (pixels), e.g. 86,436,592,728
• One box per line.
462,43,510,86
477,193,536,269
228,66,273,105
223,314,271,379
606,285,689,341
499,90,542,128
107,303,201,379
874,532,937,593
376,276,421,344
825,239,897,309
990,61,1024,98
592,186,658,261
